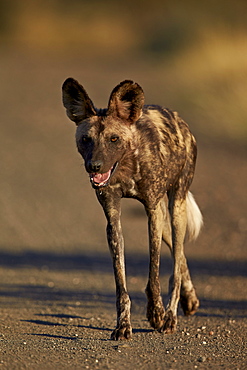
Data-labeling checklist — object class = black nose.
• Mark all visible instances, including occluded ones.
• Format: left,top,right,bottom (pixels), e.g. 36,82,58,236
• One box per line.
88,160,103,173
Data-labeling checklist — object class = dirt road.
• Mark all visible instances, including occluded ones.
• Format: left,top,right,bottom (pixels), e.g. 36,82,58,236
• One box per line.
0,53,246,369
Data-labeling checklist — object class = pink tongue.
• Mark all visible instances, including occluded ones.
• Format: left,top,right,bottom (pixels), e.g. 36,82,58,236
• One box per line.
92,169,111,184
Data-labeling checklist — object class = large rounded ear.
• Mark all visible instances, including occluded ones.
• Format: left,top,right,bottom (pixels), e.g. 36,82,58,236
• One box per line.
107,80,144,124
62,78,96,125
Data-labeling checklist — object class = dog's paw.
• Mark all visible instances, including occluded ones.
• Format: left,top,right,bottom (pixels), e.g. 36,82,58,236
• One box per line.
180,290,200,316
146,302,165,330
110,323,132,341
158,310,177,334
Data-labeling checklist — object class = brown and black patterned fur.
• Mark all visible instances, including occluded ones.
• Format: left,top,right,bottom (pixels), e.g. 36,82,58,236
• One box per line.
62,78,203,340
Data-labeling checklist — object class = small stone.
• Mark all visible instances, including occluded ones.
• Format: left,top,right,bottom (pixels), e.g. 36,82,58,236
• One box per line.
198,356,206,362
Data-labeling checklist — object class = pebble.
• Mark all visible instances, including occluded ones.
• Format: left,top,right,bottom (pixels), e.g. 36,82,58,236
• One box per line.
198,356,206,363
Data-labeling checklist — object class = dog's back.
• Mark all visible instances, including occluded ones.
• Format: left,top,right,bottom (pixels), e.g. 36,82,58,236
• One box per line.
133,105,197,197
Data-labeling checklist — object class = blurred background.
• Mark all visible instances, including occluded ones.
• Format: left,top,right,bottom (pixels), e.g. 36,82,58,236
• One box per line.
0,0,246,268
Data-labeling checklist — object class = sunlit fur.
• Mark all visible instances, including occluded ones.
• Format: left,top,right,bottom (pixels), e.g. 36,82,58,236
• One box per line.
62,78,203,340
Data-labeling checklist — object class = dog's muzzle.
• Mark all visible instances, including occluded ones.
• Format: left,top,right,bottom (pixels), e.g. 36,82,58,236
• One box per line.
89,162,118,188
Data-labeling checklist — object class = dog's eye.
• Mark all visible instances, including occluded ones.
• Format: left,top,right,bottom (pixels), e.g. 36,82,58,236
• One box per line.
81,136,92,143
110,136,119,143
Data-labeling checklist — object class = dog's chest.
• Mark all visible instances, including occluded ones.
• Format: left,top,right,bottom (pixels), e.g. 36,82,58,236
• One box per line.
119,168,167,208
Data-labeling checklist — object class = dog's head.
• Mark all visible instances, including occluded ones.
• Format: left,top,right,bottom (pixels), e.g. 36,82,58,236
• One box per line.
62,78,144,188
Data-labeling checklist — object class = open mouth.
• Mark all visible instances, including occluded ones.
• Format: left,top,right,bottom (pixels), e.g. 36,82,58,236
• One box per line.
89,162,118,188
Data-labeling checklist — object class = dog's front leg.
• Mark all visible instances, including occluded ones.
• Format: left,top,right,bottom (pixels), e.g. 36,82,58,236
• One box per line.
108,220,132,340
145,202,165,331
97,191,132,340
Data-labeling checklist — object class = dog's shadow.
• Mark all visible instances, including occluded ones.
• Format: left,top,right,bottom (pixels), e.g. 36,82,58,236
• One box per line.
1,249,246,336
0,249,246,277
23,313,153,340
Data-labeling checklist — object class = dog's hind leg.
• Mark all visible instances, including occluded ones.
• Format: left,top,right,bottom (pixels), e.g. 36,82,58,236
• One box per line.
97,192,132,340
161,196,199,320
145,202,166,330
179,257,200,316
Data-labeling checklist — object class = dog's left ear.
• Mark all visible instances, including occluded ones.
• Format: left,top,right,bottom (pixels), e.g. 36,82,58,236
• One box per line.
107,80,144,124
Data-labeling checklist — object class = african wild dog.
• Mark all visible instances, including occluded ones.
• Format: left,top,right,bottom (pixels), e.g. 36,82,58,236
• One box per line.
62,78,203,340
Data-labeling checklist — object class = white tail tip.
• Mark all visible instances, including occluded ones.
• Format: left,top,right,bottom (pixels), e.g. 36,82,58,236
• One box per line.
186,191,203,241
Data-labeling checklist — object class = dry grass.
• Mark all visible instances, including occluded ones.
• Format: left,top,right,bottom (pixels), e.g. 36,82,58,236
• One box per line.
3,0,244,142
161,29,247,142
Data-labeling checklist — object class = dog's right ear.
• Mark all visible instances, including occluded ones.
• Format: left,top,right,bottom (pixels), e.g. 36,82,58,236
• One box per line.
62,78,96,125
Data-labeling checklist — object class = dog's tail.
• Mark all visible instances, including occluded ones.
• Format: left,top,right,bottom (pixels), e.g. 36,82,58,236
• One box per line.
186,191,203,241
